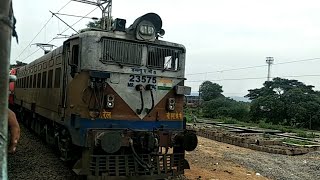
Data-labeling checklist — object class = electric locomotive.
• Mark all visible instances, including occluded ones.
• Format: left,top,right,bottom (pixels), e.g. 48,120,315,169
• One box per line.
13,13,197,179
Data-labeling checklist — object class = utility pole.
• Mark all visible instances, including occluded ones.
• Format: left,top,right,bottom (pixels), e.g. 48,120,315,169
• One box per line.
0,0,13,179
198,85,201,106
72,0,112,30
266,57,274,81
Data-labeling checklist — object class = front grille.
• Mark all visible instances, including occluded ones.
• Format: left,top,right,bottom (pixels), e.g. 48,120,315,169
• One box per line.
90,153,185,177
101,39,143,65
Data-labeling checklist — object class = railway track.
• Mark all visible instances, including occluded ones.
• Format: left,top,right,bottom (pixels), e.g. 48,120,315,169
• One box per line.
8,125,79,180
188,119,320,155
8,124,187,180
195,119,320,143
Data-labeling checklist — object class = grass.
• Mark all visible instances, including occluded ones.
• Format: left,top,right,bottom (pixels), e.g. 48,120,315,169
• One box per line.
184,108,320,138
296,131,317,138
215,116,319,142
184,107,203,123
283,138,315,146
214,118,320,138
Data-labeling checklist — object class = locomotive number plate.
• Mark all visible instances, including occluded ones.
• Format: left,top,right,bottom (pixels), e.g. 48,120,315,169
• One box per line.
129,75,157,84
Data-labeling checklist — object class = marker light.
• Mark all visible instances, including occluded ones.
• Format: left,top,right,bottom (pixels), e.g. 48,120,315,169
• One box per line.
106,94,115,108
167,98,176,111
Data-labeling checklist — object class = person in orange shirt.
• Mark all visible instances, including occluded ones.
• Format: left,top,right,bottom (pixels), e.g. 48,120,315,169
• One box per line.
8,108,20,153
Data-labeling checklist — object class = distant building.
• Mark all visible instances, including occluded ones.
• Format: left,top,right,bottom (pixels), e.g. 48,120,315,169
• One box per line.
185,94,202,108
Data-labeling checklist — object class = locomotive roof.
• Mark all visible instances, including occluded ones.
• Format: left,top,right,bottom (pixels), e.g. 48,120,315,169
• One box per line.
17,29,185,71
70,29,186,51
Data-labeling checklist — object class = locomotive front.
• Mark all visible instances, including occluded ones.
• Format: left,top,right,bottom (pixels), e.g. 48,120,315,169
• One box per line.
65,13,197,179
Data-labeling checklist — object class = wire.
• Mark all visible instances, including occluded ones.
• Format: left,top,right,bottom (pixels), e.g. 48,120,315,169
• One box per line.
19,6,98,63
187,77,267,82
186,58,320,76
57,6,99,36
13,0,72,62
57,0,72,12
275,57,320,65
18,49,41,63
186,74,320,82
53,12,98,20
13,18,53,62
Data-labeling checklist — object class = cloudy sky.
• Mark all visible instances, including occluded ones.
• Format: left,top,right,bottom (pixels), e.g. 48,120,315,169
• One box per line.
11,0,320,97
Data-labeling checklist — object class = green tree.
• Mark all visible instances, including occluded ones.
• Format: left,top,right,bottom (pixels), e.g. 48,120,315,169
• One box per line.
246,78,320,129
86,17,113,29
10,61,27,69
87,19,102,29
202,97,249,120
199,81,224,101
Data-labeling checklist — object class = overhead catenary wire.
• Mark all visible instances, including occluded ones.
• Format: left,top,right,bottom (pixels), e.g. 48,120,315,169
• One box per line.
13,0,72,62
52,12,98,20
57,6,99,36
186,57,320,76
186,74,320,82
19,6,98,63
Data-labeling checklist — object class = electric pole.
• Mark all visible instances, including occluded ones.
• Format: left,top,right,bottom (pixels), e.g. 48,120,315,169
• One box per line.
266,57,274,81
0,0,13,179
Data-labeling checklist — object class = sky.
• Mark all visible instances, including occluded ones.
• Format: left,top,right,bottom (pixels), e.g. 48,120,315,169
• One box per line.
11,0,320,97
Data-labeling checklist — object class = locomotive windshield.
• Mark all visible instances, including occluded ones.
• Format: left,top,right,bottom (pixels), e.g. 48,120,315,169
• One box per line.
147,45,182,71
100,38,183,71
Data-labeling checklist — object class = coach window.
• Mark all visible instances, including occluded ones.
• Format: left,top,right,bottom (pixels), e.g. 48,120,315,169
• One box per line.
29,75,31,88
26,76,29,88
37,73,41,88
48,69,53,88
23,77,26,88
42,71,47,88
29,75,33,88
33,74,37,88
54,67,61,88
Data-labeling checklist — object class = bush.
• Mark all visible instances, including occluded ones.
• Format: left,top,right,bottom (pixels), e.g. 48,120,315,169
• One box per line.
220,117,239,124
202,97,249,120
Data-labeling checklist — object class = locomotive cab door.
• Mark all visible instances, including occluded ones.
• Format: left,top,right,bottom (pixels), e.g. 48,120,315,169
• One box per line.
61,38,80,119
67,38,80,78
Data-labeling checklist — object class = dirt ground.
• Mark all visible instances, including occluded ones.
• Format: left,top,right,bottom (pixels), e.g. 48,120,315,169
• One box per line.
184,136,270,180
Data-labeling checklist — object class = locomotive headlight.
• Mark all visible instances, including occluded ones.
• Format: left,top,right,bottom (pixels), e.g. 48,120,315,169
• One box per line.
148,26,155,34
167,98,176,111
139,24,155,35
106,94,115,108
129,13,163,41
139,25,147,35
107,102,114,108
136,21,156,41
